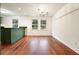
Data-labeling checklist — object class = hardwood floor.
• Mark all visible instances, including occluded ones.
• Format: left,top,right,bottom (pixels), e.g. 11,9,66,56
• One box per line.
0,36,78,55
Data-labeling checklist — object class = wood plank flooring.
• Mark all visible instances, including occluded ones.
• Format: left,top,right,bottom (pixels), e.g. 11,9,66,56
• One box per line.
0,36,78,55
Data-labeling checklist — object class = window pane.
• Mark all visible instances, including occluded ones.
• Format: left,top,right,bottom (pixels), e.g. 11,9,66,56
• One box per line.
32,25,38,29
41,20,46,24
32,19,38,24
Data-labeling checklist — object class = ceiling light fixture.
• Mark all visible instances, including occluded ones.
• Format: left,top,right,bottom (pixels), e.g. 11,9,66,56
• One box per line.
36,8,49,19
18,8,22,11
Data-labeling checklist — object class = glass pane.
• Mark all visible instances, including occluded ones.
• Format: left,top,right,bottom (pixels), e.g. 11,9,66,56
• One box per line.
41,20,46,24
32,24,38,29
32,19,38,24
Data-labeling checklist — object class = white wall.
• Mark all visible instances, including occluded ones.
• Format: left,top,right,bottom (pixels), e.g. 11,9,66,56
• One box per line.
52,3,79,53
27,16,52,36
1,15,52,36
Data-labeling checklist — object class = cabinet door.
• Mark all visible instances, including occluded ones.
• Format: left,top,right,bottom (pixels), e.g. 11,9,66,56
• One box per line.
11,28,25,43
1,27,6,44
5,28,11,44
1,28,11,44
11,28,21,43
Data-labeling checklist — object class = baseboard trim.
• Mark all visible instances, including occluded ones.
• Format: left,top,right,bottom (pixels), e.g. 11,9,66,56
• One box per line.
52,35,79,54
25,35,52,37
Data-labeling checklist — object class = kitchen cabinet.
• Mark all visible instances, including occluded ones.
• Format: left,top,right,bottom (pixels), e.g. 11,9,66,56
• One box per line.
1,27,26,45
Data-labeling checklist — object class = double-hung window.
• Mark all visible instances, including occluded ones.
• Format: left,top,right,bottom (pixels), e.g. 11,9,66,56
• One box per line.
41,20,46,29
32,19,38,29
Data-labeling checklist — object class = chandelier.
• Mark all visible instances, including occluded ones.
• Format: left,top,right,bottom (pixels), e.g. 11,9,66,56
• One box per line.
36,8,48,19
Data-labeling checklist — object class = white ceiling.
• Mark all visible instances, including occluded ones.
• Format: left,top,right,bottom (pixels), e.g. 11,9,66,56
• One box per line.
1,3,66,16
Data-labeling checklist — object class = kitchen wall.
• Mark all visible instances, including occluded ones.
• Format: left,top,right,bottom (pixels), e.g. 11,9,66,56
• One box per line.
1,15,52,36
52,3,79,53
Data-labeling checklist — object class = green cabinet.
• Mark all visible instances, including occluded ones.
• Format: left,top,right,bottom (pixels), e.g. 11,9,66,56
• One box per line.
1,27,26,45
11,28,25,43
1,27,11,44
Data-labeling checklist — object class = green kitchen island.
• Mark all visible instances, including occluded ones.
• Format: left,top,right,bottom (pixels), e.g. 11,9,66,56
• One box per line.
1,27,26,45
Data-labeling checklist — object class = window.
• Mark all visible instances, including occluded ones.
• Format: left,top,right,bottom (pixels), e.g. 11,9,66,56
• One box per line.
32,19,38,29
12,19,18,28
41,20,46,29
